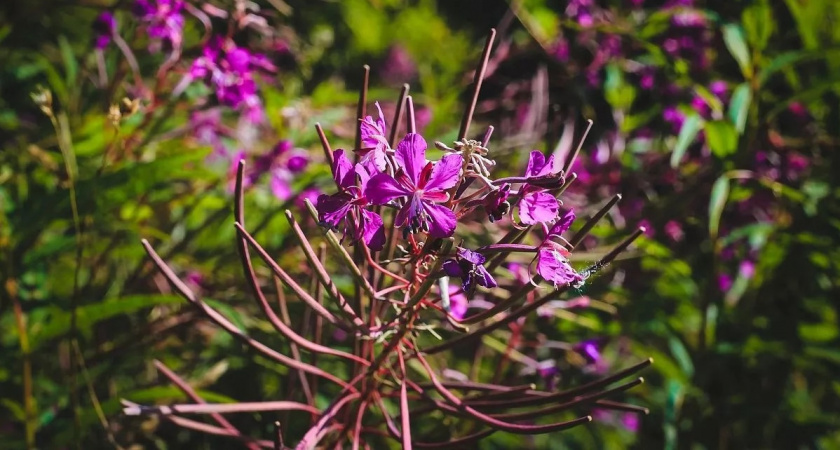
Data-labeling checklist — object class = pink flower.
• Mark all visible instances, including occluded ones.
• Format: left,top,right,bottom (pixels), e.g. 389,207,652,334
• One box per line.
365,133,462,238
316,150,386,250
517,151,563,225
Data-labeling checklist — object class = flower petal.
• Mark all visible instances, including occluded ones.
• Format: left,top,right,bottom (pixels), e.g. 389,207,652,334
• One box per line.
442,260,464,278
457,248,486,265
423,202,457,238
317,193,353,227
395,133,427,185
359,146,388,173
518,189,559,225
331,149,355,189
475,265,497,289
424,153,463,192
548,208,576,236
270,170,292,201
536,248,582,287
365,173,412,204
360,209,386,251
525,150,546,177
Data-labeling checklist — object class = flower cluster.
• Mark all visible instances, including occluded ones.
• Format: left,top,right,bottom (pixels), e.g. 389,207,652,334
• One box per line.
125,30,650,448
183,37,277,123
316,113,584,299
132,0,185,55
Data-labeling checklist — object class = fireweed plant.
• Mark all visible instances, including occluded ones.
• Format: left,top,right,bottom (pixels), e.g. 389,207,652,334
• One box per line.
487,0,813,300
123,31,651,448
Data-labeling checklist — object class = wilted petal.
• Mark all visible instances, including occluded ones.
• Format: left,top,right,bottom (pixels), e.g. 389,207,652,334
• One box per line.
474,265,497,289
395,133,427,185
536,247,581,287
360,102,387,147
317,193,353,227
424,202,457,238
424,154,463,192
519,190,559,225
360,209,386,250
365,173,412,204
548,208,576,236
359,147,388,173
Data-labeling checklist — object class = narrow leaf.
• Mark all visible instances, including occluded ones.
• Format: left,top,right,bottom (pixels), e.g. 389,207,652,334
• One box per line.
728,83,751,134
708,175,730,239
723,24,753,79
670,113,703,168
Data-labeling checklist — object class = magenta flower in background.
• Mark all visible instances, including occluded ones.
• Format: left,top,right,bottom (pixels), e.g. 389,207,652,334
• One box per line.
576,340,602,363
443,248,498,297
182,37,276,123
92,12,117,49
381,45,418,85
517,151,562,225
191,108,228,158
358,102,390,171
317,149,386,250
445,284,469,320
366,133,462,238
133,0,185,54
717,273,733,292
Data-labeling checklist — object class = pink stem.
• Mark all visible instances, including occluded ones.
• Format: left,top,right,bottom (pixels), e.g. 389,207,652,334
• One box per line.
140,240,353,390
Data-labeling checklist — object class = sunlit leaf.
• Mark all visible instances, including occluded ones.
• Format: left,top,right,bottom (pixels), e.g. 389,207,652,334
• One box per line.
670,113,703,168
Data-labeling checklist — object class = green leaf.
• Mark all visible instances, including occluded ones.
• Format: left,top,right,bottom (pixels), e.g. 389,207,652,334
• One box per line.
670,113,703,168
30,295,183,348
704,120,738,158
58,35,78,88
709,175,730,239
742,0,775,52
722,24,753,79
728,83,751,134
668,336,695,377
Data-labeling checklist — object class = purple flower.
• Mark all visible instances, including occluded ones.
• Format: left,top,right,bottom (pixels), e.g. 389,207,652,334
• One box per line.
739,260,755,279
443,248,497,296
191,108,227,158
717,273,733,292
576,340,602,363
286,155,309,173
365,133,462,238
93,12,117,49
537,361,559,390
358,102,390,172
534,209,582,287
445,284,469,320
316,149,386,250
183,38,275,123
133,0,185,54
484,184,511,223
664,220,684,242
381,45,418,85
622,413,640,432
517,151,562,225
295,187,322,211
710,80,728,100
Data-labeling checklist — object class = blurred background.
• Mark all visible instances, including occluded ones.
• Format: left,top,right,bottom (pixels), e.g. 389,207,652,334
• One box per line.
1,0,839,448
